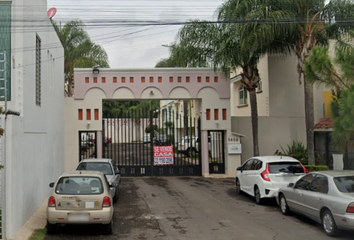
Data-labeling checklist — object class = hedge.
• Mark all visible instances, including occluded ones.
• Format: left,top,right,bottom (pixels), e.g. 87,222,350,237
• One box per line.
304,165,330,172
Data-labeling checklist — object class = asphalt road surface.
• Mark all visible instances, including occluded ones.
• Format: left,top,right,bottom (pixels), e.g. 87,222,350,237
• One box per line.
45,177,354,240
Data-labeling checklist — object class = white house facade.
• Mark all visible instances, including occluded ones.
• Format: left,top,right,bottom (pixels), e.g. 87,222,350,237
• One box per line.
0,0,65,238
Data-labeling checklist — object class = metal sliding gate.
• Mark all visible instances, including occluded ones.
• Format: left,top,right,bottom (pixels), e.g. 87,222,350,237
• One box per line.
102,108,202,176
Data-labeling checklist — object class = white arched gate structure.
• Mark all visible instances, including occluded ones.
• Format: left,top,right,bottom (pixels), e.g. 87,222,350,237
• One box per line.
65,68,242,177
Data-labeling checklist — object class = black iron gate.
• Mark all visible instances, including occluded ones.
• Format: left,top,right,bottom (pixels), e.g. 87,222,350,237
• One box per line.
102,108,202,176
79,131,97,161
208,130,225,174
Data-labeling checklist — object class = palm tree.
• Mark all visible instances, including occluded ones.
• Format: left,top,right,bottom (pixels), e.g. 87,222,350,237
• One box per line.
269,0,354,164
162,2,292,156
304,30,354,150
52,19,109,96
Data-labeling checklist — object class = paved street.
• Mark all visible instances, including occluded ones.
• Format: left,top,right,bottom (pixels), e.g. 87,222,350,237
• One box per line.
45,177,354,240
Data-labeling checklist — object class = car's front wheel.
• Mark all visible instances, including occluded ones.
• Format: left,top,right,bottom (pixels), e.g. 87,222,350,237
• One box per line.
322,210,339,237
46,221,57,235
279,194,290,215
235,178,242,194
254,186,263,205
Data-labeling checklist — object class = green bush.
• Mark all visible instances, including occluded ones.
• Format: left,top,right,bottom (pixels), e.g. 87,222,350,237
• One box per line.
304,165,330,172
274,140,322,165
274,140,308,164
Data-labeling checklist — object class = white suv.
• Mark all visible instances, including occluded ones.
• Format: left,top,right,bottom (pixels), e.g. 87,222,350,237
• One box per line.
235,156,308,204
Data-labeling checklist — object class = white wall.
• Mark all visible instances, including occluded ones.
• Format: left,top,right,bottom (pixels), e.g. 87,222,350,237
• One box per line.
232,116,307,162
2,0,65,238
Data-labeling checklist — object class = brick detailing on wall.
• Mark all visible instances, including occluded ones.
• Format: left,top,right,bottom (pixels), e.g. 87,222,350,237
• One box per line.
86,109,91,120
206,109,210,120
222,109,227,120
78,109,83,120
214,109,219,120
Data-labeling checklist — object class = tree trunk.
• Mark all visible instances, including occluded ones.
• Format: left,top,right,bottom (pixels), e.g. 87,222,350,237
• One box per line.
68,79,73,97
249,89,259,156
304,79,315,165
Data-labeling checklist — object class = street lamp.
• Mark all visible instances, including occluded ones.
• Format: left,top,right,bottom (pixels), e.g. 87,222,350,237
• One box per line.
92,66,99,74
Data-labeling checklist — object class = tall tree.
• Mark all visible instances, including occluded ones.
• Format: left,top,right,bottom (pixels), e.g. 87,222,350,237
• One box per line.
52,19,110,96
162,2,292,156
304,31,354,149
275,0,354,164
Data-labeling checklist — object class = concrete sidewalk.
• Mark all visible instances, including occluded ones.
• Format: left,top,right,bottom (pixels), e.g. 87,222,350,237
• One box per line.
13,201,47,240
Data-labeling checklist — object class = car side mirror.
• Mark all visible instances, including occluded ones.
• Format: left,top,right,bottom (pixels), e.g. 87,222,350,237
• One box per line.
288,183,294,188
236,166,243,172
116,166,121,174
49,182,54,188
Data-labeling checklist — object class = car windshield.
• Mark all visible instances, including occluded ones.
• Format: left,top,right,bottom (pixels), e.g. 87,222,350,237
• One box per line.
334,176,354,193
77,162,113,175
268,162,304,173
55,176,103,195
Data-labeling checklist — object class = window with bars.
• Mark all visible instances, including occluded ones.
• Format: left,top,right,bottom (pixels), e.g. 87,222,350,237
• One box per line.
35,34,41,106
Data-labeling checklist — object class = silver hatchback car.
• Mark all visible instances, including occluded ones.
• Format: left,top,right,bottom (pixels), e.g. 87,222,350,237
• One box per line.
76,158,121,203
46,170,114,235
277,170,354,237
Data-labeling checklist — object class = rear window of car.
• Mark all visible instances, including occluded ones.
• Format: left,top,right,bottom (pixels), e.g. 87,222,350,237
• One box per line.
55,176,104,195
268,162,304,174
334,176,354,193
77,162,113,175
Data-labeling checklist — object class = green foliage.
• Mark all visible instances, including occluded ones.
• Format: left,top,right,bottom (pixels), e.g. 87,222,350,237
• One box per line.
145,125,158,134
275,141,324,165
28,228,46,240
102,100,160,118
331,85,354,151
304,165,330,172
304,30,354,152
274,141,309,165
52,19,109,96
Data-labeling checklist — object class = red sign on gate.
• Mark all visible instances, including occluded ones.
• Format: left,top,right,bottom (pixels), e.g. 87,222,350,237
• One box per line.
153,145,174,165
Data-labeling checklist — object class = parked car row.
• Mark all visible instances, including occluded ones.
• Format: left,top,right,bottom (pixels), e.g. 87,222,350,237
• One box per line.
46,158,121,235
235,155,354,237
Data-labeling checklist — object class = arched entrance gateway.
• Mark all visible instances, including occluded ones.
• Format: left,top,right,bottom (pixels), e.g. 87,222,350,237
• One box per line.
65,68,242,177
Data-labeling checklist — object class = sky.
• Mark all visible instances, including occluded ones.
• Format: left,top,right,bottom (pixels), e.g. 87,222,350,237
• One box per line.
46,0,226,68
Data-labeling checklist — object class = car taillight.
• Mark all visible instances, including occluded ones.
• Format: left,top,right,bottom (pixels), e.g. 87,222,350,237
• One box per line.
261,164,270,181
346,203,354,213
48,196,56,207
102,196,111,207
301,164,309,173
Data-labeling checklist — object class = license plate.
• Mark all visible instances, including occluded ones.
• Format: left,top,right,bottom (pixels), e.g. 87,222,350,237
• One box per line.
69,213,89,221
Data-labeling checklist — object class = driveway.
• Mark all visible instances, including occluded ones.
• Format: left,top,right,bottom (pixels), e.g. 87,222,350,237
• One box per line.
45,177,354,240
